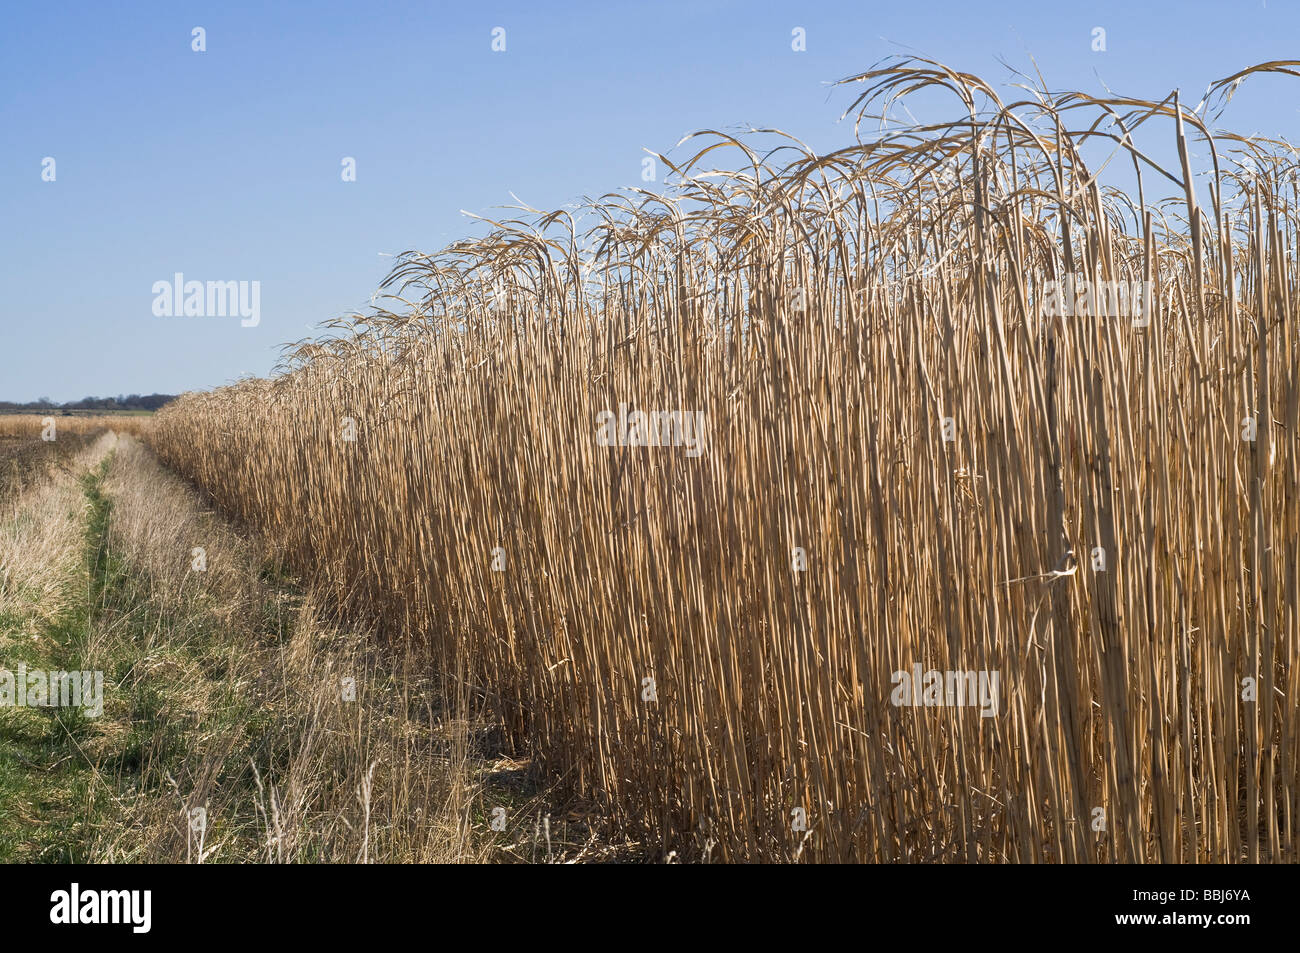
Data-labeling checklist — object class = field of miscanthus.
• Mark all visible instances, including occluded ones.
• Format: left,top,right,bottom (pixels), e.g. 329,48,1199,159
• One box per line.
147,60,1300,862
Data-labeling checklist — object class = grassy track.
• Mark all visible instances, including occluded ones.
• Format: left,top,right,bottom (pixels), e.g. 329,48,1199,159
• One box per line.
0,435,500,862
0,452,112,860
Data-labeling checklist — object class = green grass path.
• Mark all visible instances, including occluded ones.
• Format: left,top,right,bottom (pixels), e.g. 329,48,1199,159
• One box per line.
0,458,114,861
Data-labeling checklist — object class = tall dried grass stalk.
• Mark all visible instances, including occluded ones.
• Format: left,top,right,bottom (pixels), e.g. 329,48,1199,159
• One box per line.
150,60,1300,862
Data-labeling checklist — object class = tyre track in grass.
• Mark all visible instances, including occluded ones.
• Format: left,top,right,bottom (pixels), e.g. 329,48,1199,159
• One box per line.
0,436,116,861
5,432,498,862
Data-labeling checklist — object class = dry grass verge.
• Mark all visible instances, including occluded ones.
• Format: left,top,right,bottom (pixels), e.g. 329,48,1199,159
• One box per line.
89,435,495,862
5,433,542,862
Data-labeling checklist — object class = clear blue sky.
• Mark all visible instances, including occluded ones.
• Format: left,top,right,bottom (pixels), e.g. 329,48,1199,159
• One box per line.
2,0,1295,402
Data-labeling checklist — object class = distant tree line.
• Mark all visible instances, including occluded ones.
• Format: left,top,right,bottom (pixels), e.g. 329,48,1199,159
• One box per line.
0,394,177,413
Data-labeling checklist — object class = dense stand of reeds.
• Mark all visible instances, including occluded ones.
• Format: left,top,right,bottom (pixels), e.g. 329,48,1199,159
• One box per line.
149,60,1300,862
